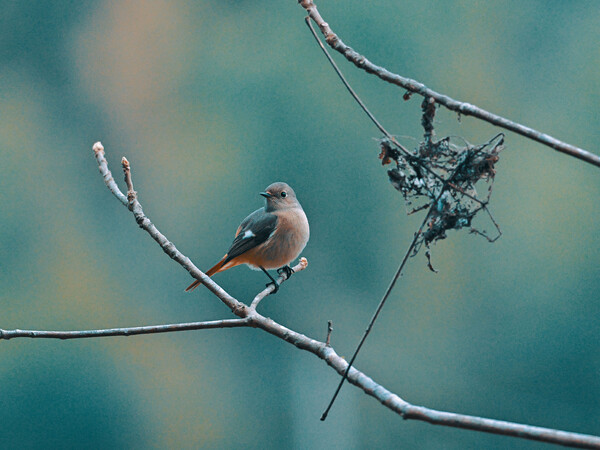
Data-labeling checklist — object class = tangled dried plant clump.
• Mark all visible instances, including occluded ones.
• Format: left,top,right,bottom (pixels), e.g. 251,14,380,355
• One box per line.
379,100,504,269
301,9,504,269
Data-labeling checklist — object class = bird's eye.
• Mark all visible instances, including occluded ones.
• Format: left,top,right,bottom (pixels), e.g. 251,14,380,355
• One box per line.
280,191,287,198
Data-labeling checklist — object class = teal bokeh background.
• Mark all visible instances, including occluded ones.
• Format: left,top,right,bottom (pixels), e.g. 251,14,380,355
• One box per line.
1,1,599,448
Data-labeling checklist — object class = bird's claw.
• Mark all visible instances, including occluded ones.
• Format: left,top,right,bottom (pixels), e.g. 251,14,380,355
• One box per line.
266,280,280,294
277,265,294,278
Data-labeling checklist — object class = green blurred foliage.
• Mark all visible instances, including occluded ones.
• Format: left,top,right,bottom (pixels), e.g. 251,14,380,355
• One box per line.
1,1,599,448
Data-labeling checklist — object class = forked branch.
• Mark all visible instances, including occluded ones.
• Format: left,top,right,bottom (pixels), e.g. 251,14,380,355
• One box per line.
0,143,598,448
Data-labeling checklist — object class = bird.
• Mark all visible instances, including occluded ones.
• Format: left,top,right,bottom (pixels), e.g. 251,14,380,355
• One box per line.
185,182,309,293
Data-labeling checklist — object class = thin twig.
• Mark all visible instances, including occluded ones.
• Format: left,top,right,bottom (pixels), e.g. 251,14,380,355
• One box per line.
93,143,247,316
421,96,436,146
93,142,127,206
299,0,600,168
121,156,136,206
0,319,249,340
321,202,432,420
250,258,309,310
304,16,410,155
325,320,333,346
321,144,500,418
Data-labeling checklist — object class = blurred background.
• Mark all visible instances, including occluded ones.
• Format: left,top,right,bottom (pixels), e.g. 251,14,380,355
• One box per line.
1,1,599,448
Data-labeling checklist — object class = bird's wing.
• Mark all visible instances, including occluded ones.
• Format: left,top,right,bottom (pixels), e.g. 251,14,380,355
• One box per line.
223,208,278,264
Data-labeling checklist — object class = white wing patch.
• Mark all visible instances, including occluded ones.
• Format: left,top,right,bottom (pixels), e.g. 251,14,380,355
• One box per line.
243,230,255,239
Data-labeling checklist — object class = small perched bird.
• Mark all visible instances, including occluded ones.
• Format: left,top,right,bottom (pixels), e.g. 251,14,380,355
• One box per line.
185,182,309,293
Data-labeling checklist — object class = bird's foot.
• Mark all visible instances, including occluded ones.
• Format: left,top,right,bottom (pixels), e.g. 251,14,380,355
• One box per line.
266,280,280,294
277,265,295,278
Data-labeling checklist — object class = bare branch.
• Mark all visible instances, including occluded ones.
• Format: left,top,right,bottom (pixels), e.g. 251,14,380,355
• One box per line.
107,145,600,446
93,142,248,317
3,142,596,448
93,142,127,206
4,302,598,449
254,317,600,449
0,319,249,340
250,257,308,310
298,0,600,168
96,143,600,448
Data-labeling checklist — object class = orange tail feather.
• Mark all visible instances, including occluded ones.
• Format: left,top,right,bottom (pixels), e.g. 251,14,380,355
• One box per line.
184,255,228,292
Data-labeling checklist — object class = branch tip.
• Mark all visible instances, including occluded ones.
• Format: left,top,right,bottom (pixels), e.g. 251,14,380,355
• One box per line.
296,256,308,272
250,257,309,310
325,320,333,346
92,141,104,154
120,157,137,204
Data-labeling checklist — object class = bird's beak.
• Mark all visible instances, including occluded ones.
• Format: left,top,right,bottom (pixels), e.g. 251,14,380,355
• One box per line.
260,191,273,198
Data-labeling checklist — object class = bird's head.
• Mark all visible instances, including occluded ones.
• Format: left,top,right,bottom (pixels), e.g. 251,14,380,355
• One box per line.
260,182,300,211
